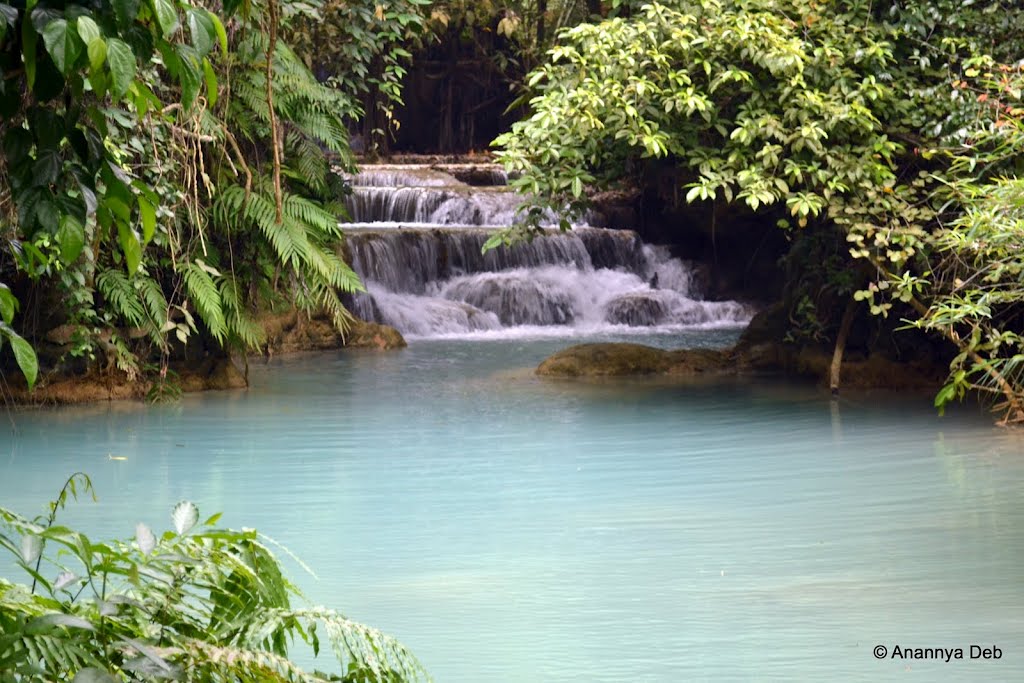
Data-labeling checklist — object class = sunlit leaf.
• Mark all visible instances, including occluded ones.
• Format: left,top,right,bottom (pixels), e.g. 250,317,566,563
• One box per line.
171,501,199,535
136,522,156,555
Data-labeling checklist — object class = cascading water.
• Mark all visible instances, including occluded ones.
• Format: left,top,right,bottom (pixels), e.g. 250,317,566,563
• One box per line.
343,165,751,338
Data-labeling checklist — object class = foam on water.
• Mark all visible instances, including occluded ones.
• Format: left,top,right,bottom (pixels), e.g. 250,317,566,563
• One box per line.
342,165,751,339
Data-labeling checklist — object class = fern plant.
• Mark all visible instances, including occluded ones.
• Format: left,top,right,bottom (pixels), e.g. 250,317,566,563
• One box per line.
0,474,428,682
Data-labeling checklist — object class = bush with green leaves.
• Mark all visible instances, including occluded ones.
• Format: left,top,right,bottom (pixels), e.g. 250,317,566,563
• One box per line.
1,0,388,393
493,0,900,242
492,0,1024,423
0,473,428,682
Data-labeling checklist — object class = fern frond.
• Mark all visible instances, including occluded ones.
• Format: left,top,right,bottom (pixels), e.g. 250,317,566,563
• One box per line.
174,640,325,683
226,606,428,682
281,193,341,236
110,334,140,381
96,270,146,327
286,130,328,192
183,263,227,342
313,281,354,333
219,277,265,350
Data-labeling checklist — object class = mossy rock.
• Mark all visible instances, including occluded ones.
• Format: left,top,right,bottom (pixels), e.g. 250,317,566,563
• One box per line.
344,320,407,350
259,311,406,353
536,343,731,378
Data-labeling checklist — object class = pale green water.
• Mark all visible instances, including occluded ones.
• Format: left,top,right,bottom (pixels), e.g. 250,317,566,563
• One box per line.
3,331,1024,682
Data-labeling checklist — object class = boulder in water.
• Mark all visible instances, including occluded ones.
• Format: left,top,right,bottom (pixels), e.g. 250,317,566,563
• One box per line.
344,319,408,350
260,311,406,352
603,293,670,326
444,275,575,326
536,343,731,377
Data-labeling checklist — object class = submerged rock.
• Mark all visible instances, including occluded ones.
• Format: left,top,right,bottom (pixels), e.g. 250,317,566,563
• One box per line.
536,343,731,378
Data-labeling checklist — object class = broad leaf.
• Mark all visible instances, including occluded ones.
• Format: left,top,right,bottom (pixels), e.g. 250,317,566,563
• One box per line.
57,214,86,262
76,16,101,45
9,332,38,389
42,18,84,75
209,10,227,54
32,150,62,185
138,195,156,242
3,128,32,164
0,284,16,324
106,38,136,97
111,0,140,30
54,570,77,590
117,222,142,275
87,37,106,73
22,9,38,88
202,57,217,107
171,500,198,535
0,4,18,30
151,0,179,37
187,8,214,56
175,45,201,109
20,532,41,563
135,522,156,554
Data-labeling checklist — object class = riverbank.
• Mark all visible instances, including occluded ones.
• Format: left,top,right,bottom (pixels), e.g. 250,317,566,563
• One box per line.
2,316,406,406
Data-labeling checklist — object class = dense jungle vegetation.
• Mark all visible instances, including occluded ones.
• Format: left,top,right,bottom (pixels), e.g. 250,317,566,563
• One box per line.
1,1,1024,680
1,0,1023,421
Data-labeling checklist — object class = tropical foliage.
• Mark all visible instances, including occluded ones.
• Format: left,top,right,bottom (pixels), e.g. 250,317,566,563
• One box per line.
0,473,427,682
493,0,1024,423
0,0,380,393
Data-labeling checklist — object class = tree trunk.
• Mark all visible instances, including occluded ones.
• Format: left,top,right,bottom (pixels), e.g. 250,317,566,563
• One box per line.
537,0,548,47
829,297,858,397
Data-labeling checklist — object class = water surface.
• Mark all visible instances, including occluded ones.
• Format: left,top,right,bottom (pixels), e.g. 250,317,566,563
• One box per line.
3,332,1023,682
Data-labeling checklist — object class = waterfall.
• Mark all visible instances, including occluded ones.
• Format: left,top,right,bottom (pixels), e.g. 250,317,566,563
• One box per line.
342,165,751,339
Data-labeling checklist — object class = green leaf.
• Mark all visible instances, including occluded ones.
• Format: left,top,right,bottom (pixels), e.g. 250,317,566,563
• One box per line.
88,37,107,73
175,45,201,109
42,18,84,75
26,613,96,633
77,16,101,45
4,128,32,164
33,150,62,185
172,500,199,535
22,9,38,88
138,195,156,242
202,57,217,107
209,11,227,55
9,332,39,389
112,0,140,30
0,284,16,324
117,222,142,275
151,0,179,37
0,4,17,31
187,8,214,56
57,213,86,262
106,38,137,98
203,512,222,526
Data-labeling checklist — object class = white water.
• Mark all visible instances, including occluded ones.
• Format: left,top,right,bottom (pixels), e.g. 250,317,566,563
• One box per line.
343,167,751,339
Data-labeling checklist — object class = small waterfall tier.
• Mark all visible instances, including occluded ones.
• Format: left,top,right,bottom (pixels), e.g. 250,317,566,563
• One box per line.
342,166,751,339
